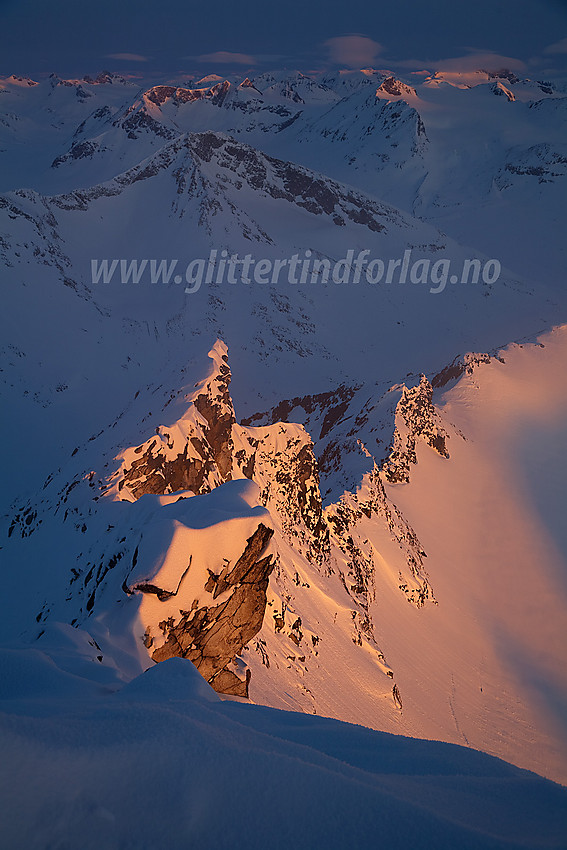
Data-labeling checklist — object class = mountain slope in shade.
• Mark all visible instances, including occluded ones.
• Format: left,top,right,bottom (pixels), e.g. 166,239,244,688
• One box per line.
2,657,566,850
0,72,142,193
3,124,562,530
4,65,562,291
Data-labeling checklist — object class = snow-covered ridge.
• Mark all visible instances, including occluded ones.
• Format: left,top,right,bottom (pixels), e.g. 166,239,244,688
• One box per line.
4,328,567,783
2,337,446,705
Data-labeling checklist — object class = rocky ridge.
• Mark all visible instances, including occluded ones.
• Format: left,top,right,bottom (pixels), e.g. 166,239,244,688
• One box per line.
5,340,456,702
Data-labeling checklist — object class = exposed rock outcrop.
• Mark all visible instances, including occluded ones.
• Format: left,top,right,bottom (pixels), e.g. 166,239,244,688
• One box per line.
491,81,516,102
383,375,449,484
326,465,435,610
377,77,417,99
109,341,235,500
234,424,330,566
431,352,493,388
151,523,274,697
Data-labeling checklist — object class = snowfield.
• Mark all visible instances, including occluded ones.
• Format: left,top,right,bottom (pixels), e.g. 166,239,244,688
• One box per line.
1,655,566,850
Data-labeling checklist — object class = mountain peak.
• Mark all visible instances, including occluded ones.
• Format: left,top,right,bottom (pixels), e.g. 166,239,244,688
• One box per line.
377,76,417,99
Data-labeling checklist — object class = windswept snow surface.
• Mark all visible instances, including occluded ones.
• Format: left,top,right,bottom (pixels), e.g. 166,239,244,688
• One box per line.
0,656,566,850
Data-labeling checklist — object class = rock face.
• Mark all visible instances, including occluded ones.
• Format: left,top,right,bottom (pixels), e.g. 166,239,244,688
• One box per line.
193,361,235,481
144,80,233,107
234,371,449,610
491,81,516,102
233,424,330,566
377,77,417,98
109,341,235,501
495,142,567,188
431,352,494,388
383,375,449,484
151,523,274,697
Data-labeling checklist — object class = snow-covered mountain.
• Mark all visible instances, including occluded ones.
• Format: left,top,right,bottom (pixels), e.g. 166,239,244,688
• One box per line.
1,62,567,836
4,325,567,786
2,66,564,287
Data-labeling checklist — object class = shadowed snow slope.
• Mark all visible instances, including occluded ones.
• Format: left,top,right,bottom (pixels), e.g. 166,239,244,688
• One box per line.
0,656,566,850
